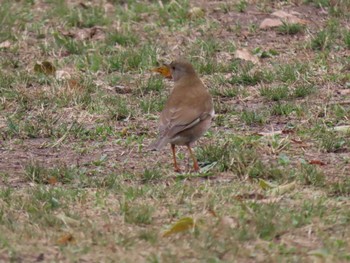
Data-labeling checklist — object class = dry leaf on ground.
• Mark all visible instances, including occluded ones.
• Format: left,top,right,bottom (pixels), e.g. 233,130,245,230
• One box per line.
0,40,11,49
188,7,205,19
272,10,308,24
257,130,283,136
259,179,276,190
57,233,75,245
309,160,326,166
219,216,239,229
34,61,56,76
272,10,295,19
47,176,58,185
234,49,260,64
163,217,195,237
269,181,296,196
331,125,350,133
60,27,105,41
260,10,308,29
256,197,282,204
55,70,71,80
56,213,80,227
259,18,284,29
113,85,131,94
234,192,265,200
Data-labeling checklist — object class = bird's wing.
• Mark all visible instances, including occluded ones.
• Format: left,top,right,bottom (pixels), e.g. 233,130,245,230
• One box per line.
159,104,211,139
149,106,205,151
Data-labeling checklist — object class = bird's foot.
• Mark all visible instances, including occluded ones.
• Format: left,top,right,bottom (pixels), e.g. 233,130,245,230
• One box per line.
192,163,200,173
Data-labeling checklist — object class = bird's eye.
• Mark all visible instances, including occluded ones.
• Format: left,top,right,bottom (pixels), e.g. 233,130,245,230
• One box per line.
172,66,175,70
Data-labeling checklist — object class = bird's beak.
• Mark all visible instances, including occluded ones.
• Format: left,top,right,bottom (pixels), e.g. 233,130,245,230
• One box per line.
151,64,172,79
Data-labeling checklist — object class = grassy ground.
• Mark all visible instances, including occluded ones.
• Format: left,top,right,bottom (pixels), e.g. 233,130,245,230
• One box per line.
0,0,350,262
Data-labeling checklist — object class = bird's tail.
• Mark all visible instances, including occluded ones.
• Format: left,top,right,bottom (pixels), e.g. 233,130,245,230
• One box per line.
148,136,169,151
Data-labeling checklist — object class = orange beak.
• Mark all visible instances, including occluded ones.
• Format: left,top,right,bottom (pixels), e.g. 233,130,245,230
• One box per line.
151,65,172,79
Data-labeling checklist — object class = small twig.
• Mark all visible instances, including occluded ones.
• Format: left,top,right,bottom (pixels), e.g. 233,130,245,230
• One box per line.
327,100,350,106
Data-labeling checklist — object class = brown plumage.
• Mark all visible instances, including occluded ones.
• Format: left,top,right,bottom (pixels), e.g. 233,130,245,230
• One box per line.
150,60,214,172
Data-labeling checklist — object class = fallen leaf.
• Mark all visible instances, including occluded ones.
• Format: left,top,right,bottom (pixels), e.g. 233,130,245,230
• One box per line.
78,2,90,9
152,65,172,79
271,10,294,19
259,18,283,29
282,129,294,134
234,192,265,200
56,213,80,226
286,16,308,25
59,27,105,41
328,100,350,105
270,181,296,196
257,130,283,136
34,61,56,76
188,7,205,19
47,176,58,185
163,217,194,237
113,85,131,94
121,128,128,136
55,70,71,80
259,179,276,190
88,26,105,41
199,161,217,173
59,30,75,38
0,40,11,49
66,79,82,90
309,160,326,166
338,88,350,95
234,49,260,64
104,3,114,13
208,208,217,217
308,248,329,258
256,197,282,204
272,10,308,24
57,233,75,245
219,216,239,229
241,30,250,38
291,138,305,145
75,29,91,40
290,11,302,16
331,125,350,133
217,51,233,62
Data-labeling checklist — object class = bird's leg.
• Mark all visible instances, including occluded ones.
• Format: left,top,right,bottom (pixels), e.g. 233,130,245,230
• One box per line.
186,144,200,172
171,144,181,173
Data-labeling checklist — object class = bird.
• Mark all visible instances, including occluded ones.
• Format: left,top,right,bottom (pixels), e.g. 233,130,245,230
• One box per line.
150,59,214,172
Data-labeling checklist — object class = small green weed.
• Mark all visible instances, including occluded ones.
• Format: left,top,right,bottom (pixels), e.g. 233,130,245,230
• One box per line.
241,110,268,125
235,0,248,13
142,168,163,183
25,162,82,185
260,86,289,101
328,178,350,196
271,103,300,116
298,163,325,187
278,22,305,35
293,85,315,98
318,130,346,153
121,202,154,225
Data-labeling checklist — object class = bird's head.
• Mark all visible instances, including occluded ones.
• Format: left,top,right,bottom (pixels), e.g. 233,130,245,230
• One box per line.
166,60,196,82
